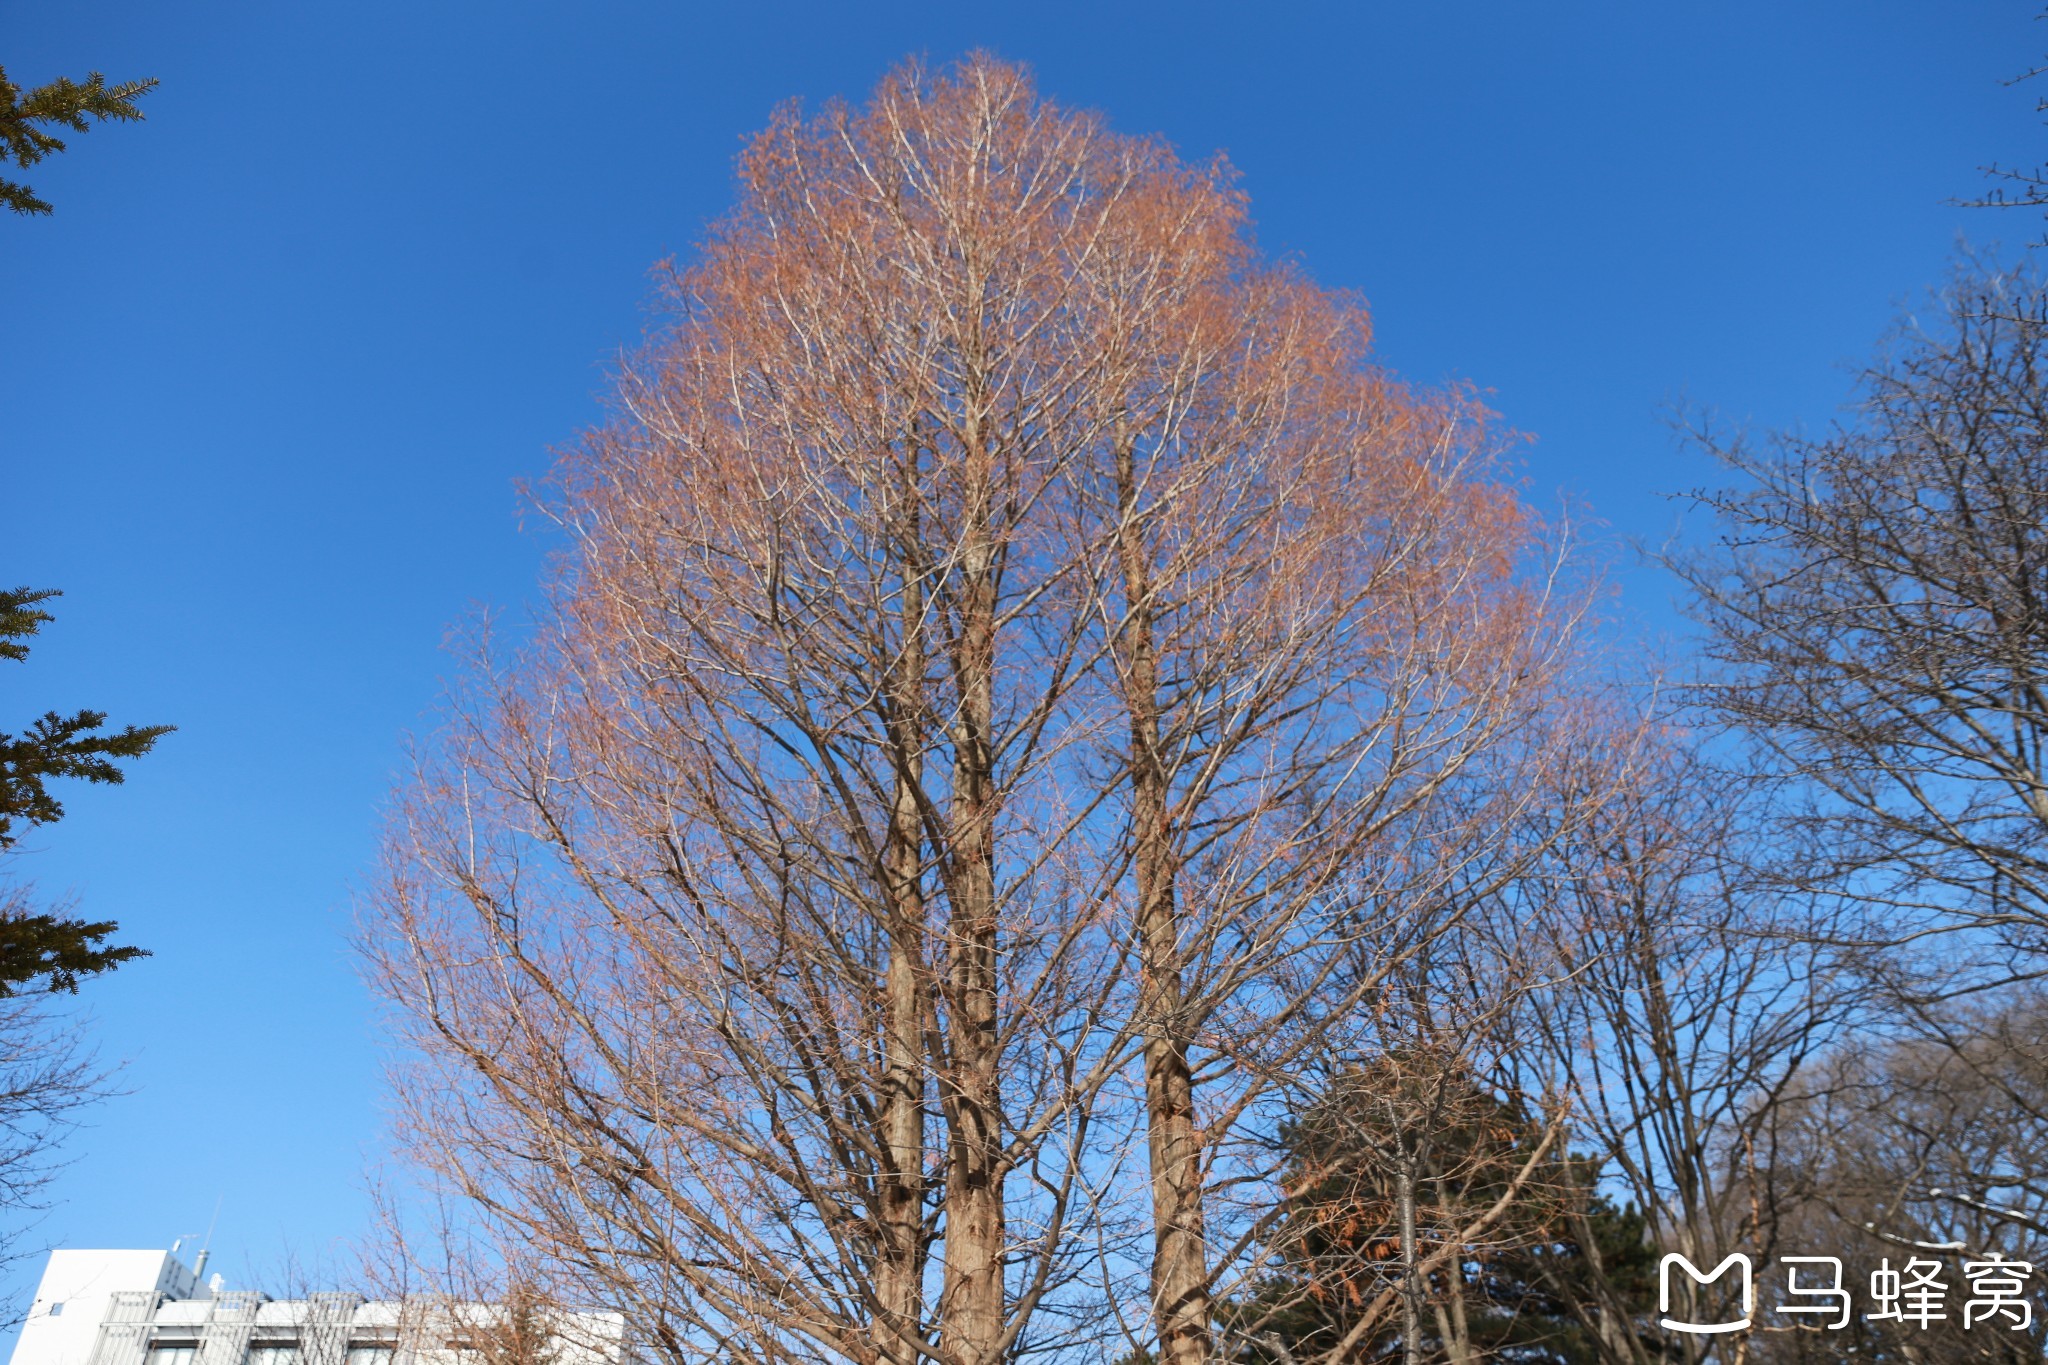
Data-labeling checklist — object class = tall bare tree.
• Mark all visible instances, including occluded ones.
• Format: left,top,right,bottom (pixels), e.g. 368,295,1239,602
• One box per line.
1069,191,1601,1365
1673,265,2048,976
1438,726,1863,1365
365,56,1600,1365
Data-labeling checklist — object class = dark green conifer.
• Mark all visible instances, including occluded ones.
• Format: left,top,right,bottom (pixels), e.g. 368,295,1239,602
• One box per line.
1,66,157,216
0,587,169,993
1221,1056,1658,1363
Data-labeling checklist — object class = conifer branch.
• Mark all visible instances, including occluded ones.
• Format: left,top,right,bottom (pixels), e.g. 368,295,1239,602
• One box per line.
0,66,158,216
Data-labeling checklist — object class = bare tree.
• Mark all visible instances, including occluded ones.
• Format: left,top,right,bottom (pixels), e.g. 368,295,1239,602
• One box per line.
0,1010,103,1231
0,889,115,1303
1452,727,1862,1365
1071,205,1602,1365
365,56,1602,1365
1649,254,2048,1365
1757,993,2048,1363
1672,265,2048,978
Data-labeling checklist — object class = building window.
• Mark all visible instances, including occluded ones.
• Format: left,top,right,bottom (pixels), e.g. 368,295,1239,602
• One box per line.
247,1345,302,1365
149,1342,200,1365
345,1347,394,1365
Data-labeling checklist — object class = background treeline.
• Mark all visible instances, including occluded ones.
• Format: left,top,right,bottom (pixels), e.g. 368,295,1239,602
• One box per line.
356,55,2048,1365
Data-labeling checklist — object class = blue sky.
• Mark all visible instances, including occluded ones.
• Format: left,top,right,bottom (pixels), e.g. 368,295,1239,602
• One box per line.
1,0,2038,1324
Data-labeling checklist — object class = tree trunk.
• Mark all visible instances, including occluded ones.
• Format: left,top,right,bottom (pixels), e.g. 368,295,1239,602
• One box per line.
1435,1174,1475,1365
877,456,929,1365
1115,435,1211,1365
1398,1156,1422,1365
939,418,1005,1365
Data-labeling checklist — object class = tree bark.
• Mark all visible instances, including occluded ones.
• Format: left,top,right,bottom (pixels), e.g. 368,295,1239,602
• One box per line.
1434,1173,1476,1365
939,413,1005,1365
1398,1155,1421,1365
877,449,929,1365
1115,433,1211,1365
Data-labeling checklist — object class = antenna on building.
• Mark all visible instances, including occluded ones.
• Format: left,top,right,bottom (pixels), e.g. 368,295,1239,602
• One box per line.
191,1193,224,1290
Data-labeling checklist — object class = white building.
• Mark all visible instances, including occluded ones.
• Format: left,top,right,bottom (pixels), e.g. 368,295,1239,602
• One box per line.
9,1251,628,1365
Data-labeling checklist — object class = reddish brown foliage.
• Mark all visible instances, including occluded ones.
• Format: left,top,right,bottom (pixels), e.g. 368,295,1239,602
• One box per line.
365,54,1602,1365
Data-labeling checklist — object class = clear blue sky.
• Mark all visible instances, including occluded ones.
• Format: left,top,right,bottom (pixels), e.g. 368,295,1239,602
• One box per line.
2,0,2037,1321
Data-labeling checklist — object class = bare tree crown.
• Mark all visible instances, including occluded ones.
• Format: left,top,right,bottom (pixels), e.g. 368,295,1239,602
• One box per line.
1677,267,2048,959
364,55,1599,1365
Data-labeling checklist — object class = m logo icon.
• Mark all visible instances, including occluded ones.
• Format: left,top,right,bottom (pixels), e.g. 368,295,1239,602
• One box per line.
1660,1252,1754,1334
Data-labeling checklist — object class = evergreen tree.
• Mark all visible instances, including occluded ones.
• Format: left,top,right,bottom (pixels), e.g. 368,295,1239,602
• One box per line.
1,65,156,216
0,587,169,992
1222,1056,1657,1363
